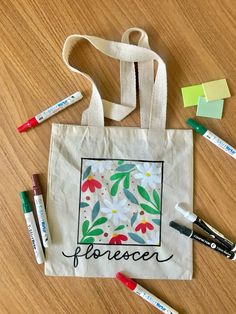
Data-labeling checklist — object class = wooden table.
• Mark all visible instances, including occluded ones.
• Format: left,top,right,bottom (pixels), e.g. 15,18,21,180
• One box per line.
1,1,235,313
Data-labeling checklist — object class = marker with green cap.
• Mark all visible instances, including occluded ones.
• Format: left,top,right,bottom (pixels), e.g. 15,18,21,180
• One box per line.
20,191,45,264
187,118,236,160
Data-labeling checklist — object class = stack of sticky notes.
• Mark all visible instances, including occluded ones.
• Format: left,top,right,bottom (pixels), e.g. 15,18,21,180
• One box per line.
181,79,231,119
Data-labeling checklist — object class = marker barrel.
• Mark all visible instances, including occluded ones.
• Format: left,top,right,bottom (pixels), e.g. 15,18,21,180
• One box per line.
203,130,236,159
24,212,45,264
34,195,51,248
134,284,178,314
191,232,235,260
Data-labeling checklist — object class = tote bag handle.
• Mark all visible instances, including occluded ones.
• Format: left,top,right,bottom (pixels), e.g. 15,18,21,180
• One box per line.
62,28,167,130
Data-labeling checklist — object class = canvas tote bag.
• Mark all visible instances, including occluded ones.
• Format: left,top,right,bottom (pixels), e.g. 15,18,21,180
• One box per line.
45,28,193,279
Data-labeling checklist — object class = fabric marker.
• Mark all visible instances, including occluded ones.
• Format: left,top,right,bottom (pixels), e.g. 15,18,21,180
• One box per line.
175,203,236,251
20,191,45,264
17,91,83,132
32,174,51,248
186,118,236,159
169,221,236,260
116,272,179,314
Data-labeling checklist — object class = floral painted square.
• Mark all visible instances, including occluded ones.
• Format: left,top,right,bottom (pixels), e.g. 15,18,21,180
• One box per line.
78,158,163,246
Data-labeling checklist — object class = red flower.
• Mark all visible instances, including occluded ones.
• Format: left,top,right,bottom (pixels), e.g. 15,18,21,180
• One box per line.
135,220,154,234
109,234,128,244
82,175,102,193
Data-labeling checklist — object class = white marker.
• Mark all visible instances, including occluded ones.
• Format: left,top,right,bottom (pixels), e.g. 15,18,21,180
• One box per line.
187,118,236,159
176,202,236,251
17,91,83,132
20,191,45,264
32,174,51,247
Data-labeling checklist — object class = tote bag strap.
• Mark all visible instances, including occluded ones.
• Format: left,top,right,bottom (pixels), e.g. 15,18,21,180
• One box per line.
121,28,154,129
62,29,167,130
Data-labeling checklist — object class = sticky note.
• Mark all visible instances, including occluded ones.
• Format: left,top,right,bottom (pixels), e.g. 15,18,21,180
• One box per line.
196,96,224,119
181,84,204,107
202,79,230,101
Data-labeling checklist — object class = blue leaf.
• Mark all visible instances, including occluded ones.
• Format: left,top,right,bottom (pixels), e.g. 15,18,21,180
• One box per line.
80,202,89,208
152,219,160,226
128,232,145,244
124,189,139,205
92,201,100,222
116,164,135,172
83,166,91,180
131,212,138,227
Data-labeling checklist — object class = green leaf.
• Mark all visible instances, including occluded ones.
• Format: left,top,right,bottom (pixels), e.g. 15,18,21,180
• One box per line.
81,237,95,244
92,217,108,227
137,185,151,202
152,219,160,226
111,180,120,196
114,225,125,231
116,164,136,172
128,232,145,244
153,190,160,210
123,174,130,189
82,220,90,236
110,173,126,180
83,166,91,180
131,212,138,227
80,202,89,208
87,228,103,236
124,189,139,205
140,203,160,215
92,201,100,222
118,160,124,165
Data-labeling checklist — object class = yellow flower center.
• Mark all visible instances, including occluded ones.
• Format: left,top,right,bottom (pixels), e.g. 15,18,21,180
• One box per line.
88,175,93,180
146,172,151,177
111,209,117,214
141,219,147,224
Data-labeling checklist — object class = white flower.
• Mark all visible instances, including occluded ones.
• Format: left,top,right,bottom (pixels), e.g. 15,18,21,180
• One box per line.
101,198,129,226
85,160,113,173
134,163,162,188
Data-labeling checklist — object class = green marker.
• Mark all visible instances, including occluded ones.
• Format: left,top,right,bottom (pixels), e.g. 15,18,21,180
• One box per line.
20,191,44,264
187,118,236,160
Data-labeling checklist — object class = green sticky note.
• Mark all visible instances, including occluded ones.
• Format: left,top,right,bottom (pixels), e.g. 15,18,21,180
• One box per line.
181,84,204,107
196,96,224,119
202,79,230,101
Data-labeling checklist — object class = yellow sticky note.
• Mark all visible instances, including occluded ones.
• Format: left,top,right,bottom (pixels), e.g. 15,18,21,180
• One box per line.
202,79,230,101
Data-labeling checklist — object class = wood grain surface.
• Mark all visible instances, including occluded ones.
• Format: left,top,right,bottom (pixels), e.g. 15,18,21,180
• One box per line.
0,1,236,313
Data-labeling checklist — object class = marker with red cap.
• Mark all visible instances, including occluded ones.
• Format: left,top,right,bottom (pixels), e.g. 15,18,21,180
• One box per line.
17,91,83,132
116,272,178,314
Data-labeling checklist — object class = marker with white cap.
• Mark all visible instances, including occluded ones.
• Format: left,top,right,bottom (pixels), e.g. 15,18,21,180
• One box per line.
175,203,236,252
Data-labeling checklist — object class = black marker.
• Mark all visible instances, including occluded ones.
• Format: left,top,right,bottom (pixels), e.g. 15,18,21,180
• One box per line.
169,221,236,260
175,203,236,251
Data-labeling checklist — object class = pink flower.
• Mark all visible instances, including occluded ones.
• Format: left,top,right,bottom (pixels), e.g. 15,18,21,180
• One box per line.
109,234,128,244
82,175,102,193
135,220,154,234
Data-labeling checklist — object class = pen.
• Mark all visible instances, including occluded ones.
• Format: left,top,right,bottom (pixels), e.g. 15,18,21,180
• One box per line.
169,221,235,260
186,118,236,159
32,174,51,248
116,272,179,314
17,91,83,132
175,203,236,251
20,191,45,264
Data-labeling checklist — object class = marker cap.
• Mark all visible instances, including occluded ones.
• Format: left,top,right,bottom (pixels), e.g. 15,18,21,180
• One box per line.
116,272,137,291
17,117,38,133
175,203,197,222
186,118,207,135
20,191,33,213
32,174,42,196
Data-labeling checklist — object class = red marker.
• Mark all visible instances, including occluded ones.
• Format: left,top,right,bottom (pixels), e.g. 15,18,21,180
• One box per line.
116,272,178,314
17,91,82,132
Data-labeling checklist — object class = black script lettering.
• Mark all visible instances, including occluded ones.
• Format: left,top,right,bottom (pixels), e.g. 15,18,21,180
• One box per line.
62,244,174,267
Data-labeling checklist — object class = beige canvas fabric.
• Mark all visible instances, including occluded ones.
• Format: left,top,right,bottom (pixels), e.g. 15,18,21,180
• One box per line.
45,28,193,279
